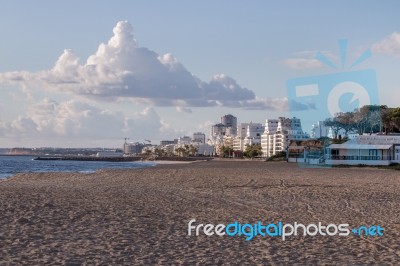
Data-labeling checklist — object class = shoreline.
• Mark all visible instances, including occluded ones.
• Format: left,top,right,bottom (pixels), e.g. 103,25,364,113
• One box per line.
33,155,214,162
1,158,397,182
0,158,204,180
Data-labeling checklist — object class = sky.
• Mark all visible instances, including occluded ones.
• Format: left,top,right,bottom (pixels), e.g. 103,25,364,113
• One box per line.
0,1,400,148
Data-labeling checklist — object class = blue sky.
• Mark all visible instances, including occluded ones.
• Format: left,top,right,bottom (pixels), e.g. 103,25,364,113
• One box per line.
0,1,400,147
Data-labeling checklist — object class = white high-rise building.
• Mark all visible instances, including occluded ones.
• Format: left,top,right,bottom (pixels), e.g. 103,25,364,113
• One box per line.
310,121,330,139
221,114,237,136
261,117,309,158
233,123,250,151
178,136,192,145
193,132,206,144
210,114,238,141
243,122,264,147
211,123,227,138
123,142,148,155
237,123,250,138
261,119,279,158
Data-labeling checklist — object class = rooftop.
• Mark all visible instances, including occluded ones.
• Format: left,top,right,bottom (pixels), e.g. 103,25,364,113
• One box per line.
329,144,393,149
351,135,400,145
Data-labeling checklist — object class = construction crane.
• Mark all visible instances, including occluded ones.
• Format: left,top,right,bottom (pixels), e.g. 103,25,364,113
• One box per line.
144,139,151,144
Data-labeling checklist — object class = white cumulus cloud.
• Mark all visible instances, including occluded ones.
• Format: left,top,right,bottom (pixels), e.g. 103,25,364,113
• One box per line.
0,98,182,145
372,32,400,55
0,21,290,111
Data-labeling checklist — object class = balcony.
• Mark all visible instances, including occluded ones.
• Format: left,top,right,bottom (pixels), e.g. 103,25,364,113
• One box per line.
326,155,392,161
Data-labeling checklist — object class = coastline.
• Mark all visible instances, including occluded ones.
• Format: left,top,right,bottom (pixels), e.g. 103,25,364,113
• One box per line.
0,160,399,264
33,155,213,162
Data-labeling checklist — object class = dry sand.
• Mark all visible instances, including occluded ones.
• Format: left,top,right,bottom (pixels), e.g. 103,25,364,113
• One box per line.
0,160,399,265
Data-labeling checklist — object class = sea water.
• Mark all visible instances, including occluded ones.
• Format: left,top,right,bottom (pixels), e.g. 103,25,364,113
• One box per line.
0,156,156,179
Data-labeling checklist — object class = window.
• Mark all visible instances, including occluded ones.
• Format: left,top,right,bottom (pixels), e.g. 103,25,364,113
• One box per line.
369,149,378,156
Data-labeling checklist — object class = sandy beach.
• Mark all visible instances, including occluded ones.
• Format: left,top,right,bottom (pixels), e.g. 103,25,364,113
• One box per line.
0,160,399,265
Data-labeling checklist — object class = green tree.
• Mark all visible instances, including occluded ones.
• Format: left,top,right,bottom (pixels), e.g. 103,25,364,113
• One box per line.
188,145,198,156
244,144,262,158
175,147,187,157
153,148,163,156
323,118,342,139
219,145,233,158
335,112,356,137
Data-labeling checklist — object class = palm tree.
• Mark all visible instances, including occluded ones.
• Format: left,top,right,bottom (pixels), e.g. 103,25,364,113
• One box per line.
175,147,186,157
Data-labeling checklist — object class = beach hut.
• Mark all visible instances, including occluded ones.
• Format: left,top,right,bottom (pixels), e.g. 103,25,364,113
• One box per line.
325,135,400,166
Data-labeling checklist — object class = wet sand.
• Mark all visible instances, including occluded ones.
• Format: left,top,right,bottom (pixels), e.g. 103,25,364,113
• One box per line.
0,161,399,265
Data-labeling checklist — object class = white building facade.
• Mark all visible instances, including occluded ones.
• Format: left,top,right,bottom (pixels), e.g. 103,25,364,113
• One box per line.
310,121,330,139
325,135,400,165
233,123,250,151
221,114,238,136
243,122,264,147
261,117,309,158
193,132,206,144
261,119,279,158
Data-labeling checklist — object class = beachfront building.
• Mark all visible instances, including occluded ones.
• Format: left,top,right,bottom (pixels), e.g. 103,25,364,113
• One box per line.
162,144,176,156
325,135,400,165
123,142,149,155
195,143,215,156
261,117,309,158
310,121,330,139
221,114,238,136
222,136,234,149
173,141,215,156
232,138,245,151
209,114,238,154
178,136,192,145
211,123,227,138
209,123,229,153
243,122,264,147
232,123,250,151
141,145,158,155
261,119,279,157
160,139,178,146
167,134,215,156
192,132,206,144
231,122,264,152
210,114,238,140
210,135,234,156
310,121,359,140
287,140,325,164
